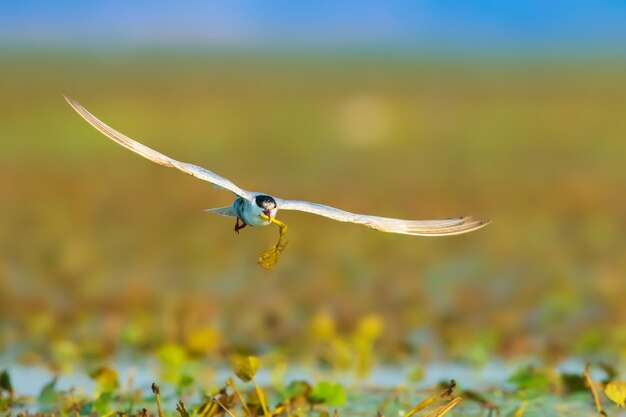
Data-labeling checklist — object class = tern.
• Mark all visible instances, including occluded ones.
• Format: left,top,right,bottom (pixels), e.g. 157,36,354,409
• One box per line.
65,96,489,267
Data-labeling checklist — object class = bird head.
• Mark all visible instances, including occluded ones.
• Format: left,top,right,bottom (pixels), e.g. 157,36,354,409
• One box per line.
255,194,277,219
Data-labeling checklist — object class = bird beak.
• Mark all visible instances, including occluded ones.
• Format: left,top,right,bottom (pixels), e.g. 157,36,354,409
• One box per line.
263,209,271,219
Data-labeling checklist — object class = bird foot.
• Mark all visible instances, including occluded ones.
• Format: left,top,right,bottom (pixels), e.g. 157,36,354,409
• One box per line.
234,218,247,234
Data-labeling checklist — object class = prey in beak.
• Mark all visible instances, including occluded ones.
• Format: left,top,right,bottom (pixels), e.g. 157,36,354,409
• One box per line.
258,212,289,270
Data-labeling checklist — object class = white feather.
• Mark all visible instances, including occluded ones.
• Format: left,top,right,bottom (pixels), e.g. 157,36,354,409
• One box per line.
64,96,252,200
275,199,489,236
204,206,236,218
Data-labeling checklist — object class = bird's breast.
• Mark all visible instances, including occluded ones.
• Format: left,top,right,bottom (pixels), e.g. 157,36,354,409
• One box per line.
242,209,271,227
245,215,271,227
233,198,270,227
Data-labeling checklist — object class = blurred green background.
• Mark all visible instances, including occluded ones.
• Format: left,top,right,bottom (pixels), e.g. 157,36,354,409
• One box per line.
1,2,626,369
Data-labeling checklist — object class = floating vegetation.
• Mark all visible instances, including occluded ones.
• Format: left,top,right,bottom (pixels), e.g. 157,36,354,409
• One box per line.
403,380,459,417
2,362,626,416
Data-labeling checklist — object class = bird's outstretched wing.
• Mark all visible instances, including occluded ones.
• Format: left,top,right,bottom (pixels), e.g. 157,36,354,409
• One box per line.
204,206,236,217
276,199,489,236
64,96,252,199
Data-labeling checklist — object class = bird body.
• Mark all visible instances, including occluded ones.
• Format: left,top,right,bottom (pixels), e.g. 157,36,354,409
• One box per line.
235,198,270,227
64,96,489,238
207,196,278,228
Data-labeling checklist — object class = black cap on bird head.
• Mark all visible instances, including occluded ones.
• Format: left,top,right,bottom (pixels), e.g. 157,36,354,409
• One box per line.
255,195,277,218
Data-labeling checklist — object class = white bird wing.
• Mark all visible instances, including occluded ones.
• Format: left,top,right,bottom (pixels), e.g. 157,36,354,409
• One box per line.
65,96,252,200
276,199,489,236
204,206,236,217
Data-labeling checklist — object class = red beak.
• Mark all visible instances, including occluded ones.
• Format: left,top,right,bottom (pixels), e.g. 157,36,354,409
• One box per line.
263,209,271,219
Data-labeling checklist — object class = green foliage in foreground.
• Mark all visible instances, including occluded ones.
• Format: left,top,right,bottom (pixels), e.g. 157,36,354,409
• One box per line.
1,362,626,417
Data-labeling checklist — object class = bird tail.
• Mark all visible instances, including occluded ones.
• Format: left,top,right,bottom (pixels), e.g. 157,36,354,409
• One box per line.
204,206,236,218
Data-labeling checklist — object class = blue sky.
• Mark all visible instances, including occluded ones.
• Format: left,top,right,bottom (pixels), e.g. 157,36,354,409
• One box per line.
2,1,625,54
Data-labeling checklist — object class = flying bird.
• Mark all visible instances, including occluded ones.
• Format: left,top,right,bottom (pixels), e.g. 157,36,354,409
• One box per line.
65,96,489,267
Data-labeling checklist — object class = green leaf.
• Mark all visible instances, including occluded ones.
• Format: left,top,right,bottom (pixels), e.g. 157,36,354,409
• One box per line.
231,355,260,383
38,377,59,406
508,367,550,398
309,381,346,405
561,373,587,393
176,374,195,396
0,370,12,393
80,401,94,416
278,380,312,402
94,391,114,415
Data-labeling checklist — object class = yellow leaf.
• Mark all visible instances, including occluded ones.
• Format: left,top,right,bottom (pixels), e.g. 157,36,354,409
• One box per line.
89,367,119,397
311,312,336,341
605,381,626,407
253,379,271,417
156,343,188,383
355,314,383,341
513,401,527,417
51,340,79,373
157,343,187,367
405,381,458,417
404,394,438,417
424,397,462,417
231,355,260,382
186,328,220,355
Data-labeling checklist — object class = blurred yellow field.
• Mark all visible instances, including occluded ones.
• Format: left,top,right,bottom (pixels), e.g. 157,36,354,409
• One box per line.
2,53,626,364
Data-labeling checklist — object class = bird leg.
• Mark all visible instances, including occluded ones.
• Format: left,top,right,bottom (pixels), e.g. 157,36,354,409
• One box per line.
234,218,247,234
257,213,288,270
